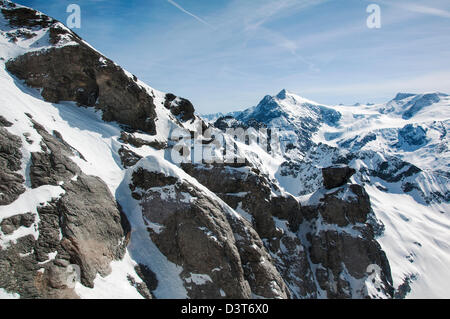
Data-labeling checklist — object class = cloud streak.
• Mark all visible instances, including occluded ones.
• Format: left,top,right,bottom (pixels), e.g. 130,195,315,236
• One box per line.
380,1,450,19
405,4,450,18
166,0,214,28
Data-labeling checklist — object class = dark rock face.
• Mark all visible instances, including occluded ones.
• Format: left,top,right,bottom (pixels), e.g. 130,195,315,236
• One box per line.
164,93,195,122
322,165,356,189
1,5,54,28
129,168,289,299
27,117,81,188
180,162,394,298
120,131,167,150
180,163,317,298
6,44,157,134
0,125,25,206
0,212,34,235
301,181,394,298
398,124,428,147
118,145,142,169
365,155,421,183
309,231,392,298
315,185,372,227
0,117,138,298
0,115,13,127
58,174,127,287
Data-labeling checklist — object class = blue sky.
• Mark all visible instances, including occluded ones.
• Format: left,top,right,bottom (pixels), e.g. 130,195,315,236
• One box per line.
17,0,450,113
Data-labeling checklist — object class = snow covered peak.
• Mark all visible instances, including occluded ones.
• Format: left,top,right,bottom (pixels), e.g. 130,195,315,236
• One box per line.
233,90,341,130
275,89,289,99
379,92,450,120
393,93,416,101
0,1,82,60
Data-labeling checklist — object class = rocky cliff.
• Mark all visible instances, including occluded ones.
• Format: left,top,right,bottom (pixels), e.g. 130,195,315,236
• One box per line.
0,0,432,299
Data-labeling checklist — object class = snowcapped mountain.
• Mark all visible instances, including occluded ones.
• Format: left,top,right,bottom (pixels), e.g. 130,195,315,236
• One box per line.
207,88,450,298
0,0,448,300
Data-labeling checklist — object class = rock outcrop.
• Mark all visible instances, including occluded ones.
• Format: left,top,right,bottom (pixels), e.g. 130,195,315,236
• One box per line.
302,182,394,298
0,116,141,298
322,165,356,190
129,167,289,299
6,44,158,134
0,1,398,300
164,93,196,122
180,162,393,298
0,118,25,205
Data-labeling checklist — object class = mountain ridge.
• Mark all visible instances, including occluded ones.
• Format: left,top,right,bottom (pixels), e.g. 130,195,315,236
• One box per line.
0,1,448,299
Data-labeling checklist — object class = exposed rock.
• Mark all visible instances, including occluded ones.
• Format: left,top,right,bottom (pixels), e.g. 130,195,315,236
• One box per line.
322,165,356,189
127,273,152,299
58,174,128,287
313,185,372,227
302,182,394,298
0,117,134,298
164,93,195,122
130,168,289,299
119,131,167,150
224,212,290,299
394,274,417,299
118,145,142,168
0,212,34,235
1,5,54,28
28,119,81,188
180,163,316,298
366,157,421,183
0,115,13,127
6,44,157,134
134,264,158,296
309,230,393,298
0,125,25,206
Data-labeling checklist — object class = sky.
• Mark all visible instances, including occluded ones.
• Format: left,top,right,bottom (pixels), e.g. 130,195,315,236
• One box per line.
16,0,450,114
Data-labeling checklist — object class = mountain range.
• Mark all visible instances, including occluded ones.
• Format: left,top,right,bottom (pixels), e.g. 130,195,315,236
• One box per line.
0,1,448,299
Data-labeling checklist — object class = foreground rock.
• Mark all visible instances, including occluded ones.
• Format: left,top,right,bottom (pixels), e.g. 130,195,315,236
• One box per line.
0,116,147,298
0,119,25,205
129,166,289,299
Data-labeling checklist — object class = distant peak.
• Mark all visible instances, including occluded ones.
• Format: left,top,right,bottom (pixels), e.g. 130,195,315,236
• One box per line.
276,89,290,99
394,93,416,101
393,92,448,102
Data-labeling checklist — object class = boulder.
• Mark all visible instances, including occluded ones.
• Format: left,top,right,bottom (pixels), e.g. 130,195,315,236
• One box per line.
322,165,356,189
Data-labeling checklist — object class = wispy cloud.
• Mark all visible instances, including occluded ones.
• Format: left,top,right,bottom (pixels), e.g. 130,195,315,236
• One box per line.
405,4,450,18
301,70,450,97
166,0,214,28
380,1,450,19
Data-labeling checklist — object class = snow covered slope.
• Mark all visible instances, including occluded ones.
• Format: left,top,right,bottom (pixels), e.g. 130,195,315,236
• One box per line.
0,1,289,299
207,89,450,298
0,0,448,299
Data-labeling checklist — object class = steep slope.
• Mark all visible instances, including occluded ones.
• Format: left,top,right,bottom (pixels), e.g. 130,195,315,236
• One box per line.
0,1,409,299
0,1,288,299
